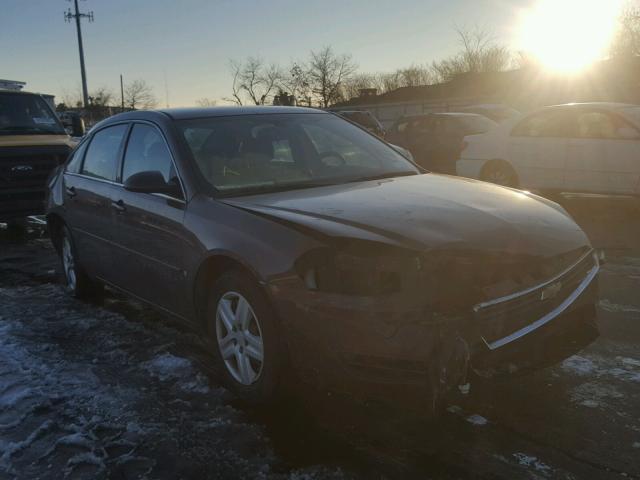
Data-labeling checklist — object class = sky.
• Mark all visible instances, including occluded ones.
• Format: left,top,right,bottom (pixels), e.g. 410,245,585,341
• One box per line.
1,0,529,107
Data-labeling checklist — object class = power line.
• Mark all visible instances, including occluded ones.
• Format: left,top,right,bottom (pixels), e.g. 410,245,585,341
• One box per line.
64,0,94,109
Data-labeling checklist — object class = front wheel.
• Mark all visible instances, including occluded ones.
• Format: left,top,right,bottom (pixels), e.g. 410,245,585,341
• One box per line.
59,226,103,299
207,270,283,403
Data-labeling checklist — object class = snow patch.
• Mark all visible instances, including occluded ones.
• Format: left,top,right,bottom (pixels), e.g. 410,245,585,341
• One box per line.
560,355,596,376
512,453,553,476
599,299,640,314
466,414,488,426
561,354,640,384
570,382,624,410
143,353,210,393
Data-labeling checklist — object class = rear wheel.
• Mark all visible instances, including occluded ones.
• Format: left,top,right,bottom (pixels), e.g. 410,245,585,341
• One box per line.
481,160,518,188
207,270,282,404
60,226,103,299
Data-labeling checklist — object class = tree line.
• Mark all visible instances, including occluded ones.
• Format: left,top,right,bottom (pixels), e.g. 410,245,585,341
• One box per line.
58,79,158,112
224,9,640,108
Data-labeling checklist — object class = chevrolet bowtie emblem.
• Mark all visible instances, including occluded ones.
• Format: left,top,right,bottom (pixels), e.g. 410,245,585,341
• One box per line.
541,281,562,301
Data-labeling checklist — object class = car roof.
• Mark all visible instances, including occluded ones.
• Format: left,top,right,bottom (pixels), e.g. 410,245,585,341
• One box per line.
545,102,637,111
0,90,44,96
338,110,372,115
397,112,486,121
159,105,323,120
104,106,325,124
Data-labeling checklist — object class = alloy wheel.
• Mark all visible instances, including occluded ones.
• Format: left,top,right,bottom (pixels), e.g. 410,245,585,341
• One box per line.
215,291,264,385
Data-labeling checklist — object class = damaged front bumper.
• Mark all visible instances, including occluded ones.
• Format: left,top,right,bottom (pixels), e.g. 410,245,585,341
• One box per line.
268,250,600,410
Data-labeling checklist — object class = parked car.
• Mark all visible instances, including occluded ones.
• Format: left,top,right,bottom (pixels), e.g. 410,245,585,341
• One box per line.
457,104,520,123
46,106,599,410
386,112,497,173
335,110,386,137
457,103,640,196
0,89,84,222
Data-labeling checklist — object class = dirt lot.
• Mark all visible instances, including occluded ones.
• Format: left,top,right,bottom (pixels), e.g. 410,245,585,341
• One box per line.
1,195,639,480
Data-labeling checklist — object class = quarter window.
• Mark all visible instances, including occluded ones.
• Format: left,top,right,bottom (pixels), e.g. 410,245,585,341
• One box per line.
122,124,175,183
81,124,128,181
66,139,89,173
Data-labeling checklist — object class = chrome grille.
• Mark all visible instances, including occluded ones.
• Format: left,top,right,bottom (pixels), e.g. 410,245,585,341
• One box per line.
0,146,69,213
475,250,598,349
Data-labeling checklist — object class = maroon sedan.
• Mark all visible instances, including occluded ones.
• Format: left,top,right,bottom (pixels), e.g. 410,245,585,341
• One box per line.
46,107,599,410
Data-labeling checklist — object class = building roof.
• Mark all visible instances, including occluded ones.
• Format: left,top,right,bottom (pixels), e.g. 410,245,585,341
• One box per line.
333,58,640,110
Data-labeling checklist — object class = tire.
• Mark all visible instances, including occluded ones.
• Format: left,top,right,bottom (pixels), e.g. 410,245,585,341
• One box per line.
59,225,103,299
481,160,518,188
206,269,282,404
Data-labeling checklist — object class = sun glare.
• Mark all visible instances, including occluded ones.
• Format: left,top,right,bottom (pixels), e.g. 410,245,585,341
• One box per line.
518,0,623,73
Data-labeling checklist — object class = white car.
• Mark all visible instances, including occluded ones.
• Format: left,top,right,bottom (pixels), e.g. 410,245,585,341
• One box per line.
457,103,640,196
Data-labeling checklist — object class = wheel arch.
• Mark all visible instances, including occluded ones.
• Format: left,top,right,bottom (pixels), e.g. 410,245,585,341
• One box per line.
46,212,66,254
192,251,270,330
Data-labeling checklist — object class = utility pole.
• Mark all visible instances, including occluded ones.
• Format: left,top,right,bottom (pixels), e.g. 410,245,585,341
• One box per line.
64,0,93,109
120,74,125,111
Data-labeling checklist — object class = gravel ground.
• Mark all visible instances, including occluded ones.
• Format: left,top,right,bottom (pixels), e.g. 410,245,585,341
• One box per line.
0,194,639,479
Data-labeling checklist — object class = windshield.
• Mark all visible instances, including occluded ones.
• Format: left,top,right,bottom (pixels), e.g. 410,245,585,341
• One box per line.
621,106,640,126
0,93,66,135
178,113,418,195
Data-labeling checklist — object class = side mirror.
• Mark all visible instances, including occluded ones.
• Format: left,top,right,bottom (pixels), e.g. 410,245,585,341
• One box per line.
124,171,181,197
71,115,85,137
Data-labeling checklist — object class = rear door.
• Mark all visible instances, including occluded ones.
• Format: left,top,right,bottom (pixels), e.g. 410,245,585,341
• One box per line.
111,122,190,316
63,123,129,280
566,109,640,194
508,109,573,190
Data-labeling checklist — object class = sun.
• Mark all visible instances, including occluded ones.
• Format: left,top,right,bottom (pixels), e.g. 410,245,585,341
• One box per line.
517,0,623,73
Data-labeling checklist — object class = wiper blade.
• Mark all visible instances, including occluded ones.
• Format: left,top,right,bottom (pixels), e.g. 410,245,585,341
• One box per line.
344,171,419,183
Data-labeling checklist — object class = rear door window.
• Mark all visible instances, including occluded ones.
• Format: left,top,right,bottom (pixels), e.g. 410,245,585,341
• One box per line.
81,124,128,181
66,139,89,173
512,110,576,138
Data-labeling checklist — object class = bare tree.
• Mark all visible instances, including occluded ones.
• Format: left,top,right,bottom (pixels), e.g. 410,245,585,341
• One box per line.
124,79,158,110
61,86,83,109
431,27,511,82
195,97,217,107
88,86,113,107
308,46,358,107
611,6,640,57
282,62,312,106
397,64,433,87
224,58,284,106
342,73,379,100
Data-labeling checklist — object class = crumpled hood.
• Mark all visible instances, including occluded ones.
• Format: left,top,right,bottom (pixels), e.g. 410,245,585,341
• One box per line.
222,174,590,257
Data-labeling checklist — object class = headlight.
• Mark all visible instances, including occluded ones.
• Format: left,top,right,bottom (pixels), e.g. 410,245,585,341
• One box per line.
296,246,422,296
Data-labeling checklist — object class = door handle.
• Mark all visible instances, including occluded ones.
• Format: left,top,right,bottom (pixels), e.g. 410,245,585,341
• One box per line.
65,186,77,198
111,199,126,213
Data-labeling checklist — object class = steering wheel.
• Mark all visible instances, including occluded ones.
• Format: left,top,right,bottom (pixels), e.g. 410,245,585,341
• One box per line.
318,150,347,167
